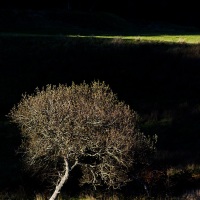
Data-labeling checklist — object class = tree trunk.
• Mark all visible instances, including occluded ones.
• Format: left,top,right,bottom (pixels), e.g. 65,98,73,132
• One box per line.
49,158,69,200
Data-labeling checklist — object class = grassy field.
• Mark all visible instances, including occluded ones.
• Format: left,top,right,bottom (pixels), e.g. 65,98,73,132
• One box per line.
69,35,200,44
0,9,200,199
1,33,200,44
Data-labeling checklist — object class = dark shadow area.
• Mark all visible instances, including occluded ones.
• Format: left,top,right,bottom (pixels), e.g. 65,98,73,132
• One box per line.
0,0,199,28
0,9,200,36
0,25,200,197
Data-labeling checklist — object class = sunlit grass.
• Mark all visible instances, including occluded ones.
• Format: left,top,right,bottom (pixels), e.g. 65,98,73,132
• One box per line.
68,34,200,44
0,32,200,44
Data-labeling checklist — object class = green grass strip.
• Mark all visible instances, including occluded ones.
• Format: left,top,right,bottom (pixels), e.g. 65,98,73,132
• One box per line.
1,32,200,44
68,35,200,44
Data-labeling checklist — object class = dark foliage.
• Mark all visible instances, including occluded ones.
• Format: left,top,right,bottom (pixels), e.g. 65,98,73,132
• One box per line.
0,0,199,27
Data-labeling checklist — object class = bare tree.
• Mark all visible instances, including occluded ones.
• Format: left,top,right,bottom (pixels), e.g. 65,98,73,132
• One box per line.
8,81,156,200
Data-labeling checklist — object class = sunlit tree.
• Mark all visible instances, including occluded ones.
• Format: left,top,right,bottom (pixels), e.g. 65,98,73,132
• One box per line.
8,81,156,200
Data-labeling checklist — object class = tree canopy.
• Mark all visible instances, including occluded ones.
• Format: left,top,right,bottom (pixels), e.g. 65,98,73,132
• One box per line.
8,81,156,199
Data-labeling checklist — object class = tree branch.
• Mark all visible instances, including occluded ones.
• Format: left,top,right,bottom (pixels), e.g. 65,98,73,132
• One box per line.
49,157,69,200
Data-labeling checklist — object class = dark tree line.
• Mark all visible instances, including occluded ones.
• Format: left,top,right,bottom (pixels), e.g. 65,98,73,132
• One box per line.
0,0,199,26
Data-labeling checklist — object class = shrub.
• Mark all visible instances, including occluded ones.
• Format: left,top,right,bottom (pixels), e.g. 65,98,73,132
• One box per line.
8,81,156,199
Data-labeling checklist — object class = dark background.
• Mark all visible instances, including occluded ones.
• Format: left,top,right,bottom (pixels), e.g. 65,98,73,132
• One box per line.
0,0,199,27
1,0,200,197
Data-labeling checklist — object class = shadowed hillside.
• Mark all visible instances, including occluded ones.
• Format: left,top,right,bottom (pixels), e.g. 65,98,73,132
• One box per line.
1,9,199,36
0,9,200,199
